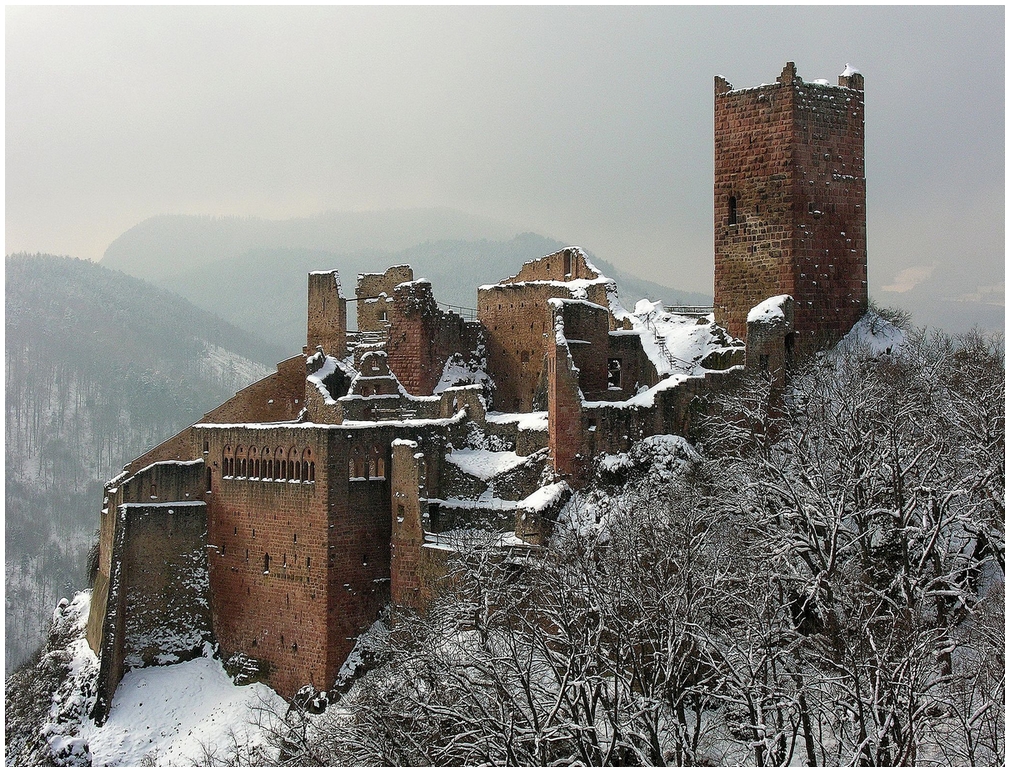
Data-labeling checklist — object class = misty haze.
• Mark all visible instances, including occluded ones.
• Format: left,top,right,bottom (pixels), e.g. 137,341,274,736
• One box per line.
5,6,1004,767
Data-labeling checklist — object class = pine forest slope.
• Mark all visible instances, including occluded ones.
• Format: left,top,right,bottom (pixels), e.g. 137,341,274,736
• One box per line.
5,254,279,672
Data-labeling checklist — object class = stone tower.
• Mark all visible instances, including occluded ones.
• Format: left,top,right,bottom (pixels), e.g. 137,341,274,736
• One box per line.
713,62,867,351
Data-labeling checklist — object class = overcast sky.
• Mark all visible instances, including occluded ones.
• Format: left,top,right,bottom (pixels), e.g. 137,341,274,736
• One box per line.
6,6,1004,321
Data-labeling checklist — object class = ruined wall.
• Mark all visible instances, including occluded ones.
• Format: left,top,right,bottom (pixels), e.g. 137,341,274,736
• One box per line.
582,368,745,460
307,271,347,358
746,295,796,383
121,503,211,671
386,280,484,397
478,282,611,412
502,246,600,283
559,301,612,401
356,265,413,332
389,439,449,614
88,460,207,723
196,417,456,698
606,330,658,400
546,303,588,484
714,62,866,351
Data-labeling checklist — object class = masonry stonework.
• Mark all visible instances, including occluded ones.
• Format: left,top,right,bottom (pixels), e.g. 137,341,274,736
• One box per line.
714,62,867,352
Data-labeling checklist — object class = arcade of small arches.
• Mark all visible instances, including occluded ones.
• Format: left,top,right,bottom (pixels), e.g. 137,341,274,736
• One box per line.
349,445,387,481
222,445,316,483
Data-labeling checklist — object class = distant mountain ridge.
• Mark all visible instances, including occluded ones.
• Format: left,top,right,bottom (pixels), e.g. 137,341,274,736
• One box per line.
102,208,522,281
101,210,711,353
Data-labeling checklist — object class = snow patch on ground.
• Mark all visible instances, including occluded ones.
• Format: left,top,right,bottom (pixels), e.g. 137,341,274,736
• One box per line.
33,590,287,767
446,448,528,481
84,652,286,766
432,352,490,395
625,300,738,378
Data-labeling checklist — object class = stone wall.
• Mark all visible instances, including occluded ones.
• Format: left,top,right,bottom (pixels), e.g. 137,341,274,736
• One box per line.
88,460,207,723
194,416,457,698
356,265,413,332
121,503,211,672
746,295,796,384
478,284,612,412
389,439,450,614
386,280,484,397
559,301,612,401
546,304,587,484
502,246,600,283
199,424,334,698
307,271,347,358
714,62,866,351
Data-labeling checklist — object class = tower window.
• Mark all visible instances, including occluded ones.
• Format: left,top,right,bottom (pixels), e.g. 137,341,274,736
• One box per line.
728,196,738,225
608,358,623,388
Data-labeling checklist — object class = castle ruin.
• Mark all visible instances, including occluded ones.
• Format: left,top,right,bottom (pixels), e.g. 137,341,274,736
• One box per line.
85,63,867,720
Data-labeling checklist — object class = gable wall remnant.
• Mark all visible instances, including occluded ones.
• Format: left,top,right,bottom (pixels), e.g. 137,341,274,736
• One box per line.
88,460,208,723
356,265,413,332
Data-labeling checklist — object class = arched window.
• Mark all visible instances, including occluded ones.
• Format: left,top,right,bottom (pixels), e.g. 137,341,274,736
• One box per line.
276,447,286,480
309,462,316,482
223,446,233,477
563,249,572,277
728,195,738,226
371,446,386,479
301,449,312,484
350,446,365,479
289,448,300,481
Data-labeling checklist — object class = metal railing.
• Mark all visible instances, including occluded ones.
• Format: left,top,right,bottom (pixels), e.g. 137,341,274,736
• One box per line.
438,301,478,321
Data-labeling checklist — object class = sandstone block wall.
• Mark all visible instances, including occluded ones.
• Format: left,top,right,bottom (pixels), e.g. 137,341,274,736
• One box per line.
386,280,484,397
196,417,456,698
356,265,413,332
121,503,211,671
200,424,333,697
307,271,347,358
478,249,613,412
714,62,866,351
547,309,587,484
560,301,612,400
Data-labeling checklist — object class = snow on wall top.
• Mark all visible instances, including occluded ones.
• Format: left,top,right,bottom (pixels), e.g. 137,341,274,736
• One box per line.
747,294,792,325
841,62,861,77
445,448,528,481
